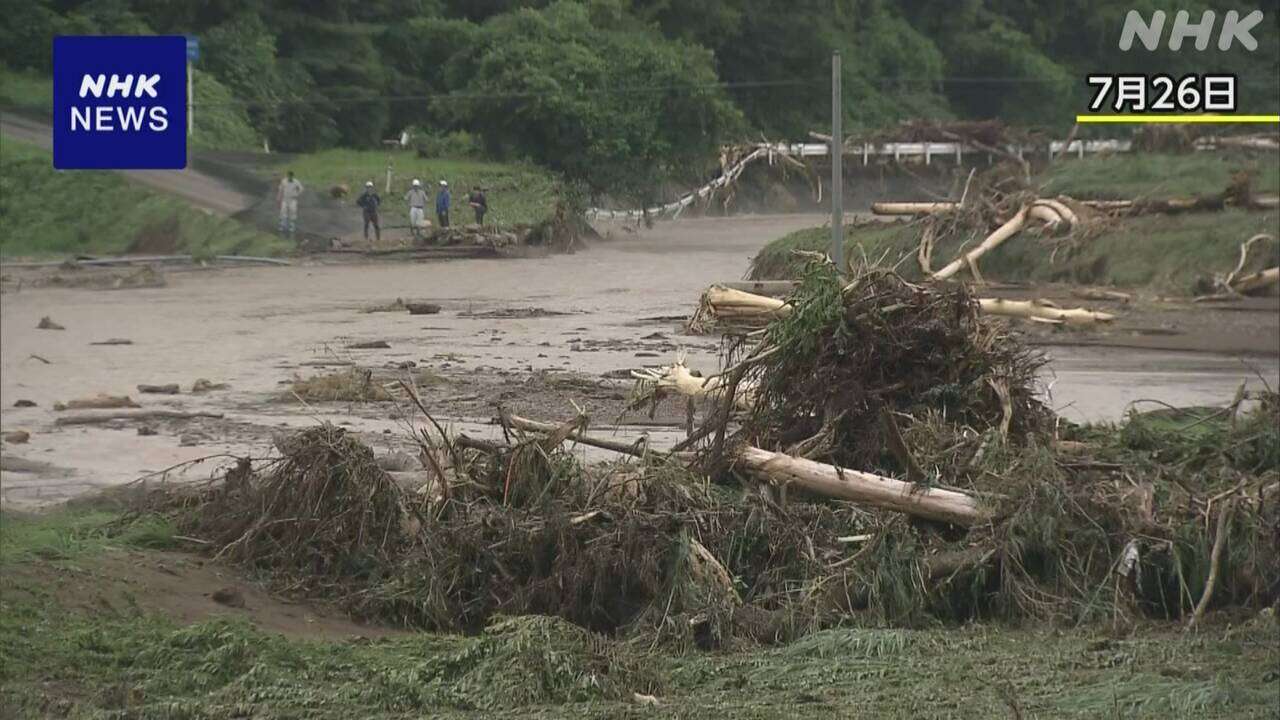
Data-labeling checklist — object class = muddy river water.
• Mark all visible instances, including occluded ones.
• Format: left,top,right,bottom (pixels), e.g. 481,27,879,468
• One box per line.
2,214,1276,507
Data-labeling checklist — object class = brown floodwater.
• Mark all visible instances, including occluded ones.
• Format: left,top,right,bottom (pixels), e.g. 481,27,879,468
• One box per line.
3,214,1276,507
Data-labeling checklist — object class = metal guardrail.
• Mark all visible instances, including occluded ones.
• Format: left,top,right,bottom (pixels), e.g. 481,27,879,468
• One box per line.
752,139,1135,164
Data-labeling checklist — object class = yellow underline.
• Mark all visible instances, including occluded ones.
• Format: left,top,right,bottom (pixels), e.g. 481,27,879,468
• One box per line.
1077,114,1280,124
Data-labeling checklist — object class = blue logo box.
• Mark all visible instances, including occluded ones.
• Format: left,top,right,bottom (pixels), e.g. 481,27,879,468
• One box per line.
53,35,187,169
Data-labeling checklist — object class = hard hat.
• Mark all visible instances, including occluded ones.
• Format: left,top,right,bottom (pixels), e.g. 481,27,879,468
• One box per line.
411,179,421,187
365,181,374,187
439,180,448,186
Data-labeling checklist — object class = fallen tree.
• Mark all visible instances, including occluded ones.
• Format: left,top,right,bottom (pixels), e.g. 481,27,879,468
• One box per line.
685,283,1117,332
735,446,990,526
977,298,1115,325
930,207,1029,281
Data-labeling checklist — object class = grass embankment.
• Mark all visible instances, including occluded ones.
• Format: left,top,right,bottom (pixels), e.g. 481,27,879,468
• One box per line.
0,140,289,259
751,153,1280,289
268,148,560,227
1040,152,1280,199
1,509,1274,719
3,401,1278,718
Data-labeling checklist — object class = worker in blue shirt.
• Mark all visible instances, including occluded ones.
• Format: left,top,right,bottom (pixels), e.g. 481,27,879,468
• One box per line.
436,180,451,228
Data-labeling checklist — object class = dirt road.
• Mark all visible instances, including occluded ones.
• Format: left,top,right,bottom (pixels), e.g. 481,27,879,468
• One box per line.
0,112,256,215
2,214,1276,507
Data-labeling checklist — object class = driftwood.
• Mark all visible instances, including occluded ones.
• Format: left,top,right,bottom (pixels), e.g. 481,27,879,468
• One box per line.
55,410,224,426
1079,196,1280,215
53,395,140,411
504,410,990,526
931,207,1028,281
137,384,181,395
632,359,759,411
690,286,1115,329
871,201,958,216
1071,288,1132,303
1231,267,1279,295
1196,234,1280,301
977,298,1116,325
736,446,991,526
1188,500,1235,629
504,413,659,458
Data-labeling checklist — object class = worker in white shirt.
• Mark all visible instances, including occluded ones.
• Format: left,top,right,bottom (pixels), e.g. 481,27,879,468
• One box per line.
276,170,303,238
404,178,430,240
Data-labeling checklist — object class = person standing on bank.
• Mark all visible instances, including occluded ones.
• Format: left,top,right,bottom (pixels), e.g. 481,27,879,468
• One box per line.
276,170,303,238
356,181,381,242
436,180,451,228
404,178,429,240
468,185,488,225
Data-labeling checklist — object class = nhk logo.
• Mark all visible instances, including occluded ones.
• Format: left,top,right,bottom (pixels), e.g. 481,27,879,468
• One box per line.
1119,9,1264,51
53,36,186,169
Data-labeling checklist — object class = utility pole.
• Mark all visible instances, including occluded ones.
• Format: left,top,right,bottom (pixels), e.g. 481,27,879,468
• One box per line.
187,61,194,137
830,51,844,272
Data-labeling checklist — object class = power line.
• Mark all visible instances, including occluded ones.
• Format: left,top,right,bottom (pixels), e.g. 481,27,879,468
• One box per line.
185,74,1280,110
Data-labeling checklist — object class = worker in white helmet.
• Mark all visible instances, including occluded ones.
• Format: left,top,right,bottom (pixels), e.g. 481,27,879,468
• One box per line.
404,178,430,240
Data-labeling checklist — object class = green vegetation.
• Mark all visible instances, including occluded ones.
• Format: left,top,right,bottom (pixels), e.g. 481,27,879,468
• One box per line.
0,140,290,259
5,1,1275,198
0,63,52,115
751,153,1280,289
188,70,261,152
2,508,1276,718
1038,153,1280,200
437,3,741,198
751,211,1279,291
275,148,560,226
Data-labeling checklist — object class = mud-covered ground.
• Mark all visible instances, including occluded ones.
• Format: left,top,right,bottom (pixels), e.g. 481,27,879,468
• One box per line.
2,214,1278,508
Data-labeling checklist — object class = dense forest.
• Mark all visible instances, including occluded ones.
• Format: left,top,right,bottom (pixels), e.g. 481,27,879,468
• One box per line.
2,0,1278,193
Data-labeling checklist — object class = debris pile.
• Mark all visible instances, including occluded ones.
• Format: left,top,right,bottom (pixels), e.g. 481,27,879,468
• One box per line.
139,267,1279,645
421,225,527,249
157,426,416,587
737,266,1050,472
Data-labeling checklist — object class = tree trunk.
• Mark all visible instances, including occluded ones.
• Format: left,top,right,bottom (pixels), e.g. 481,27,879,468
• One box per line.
736,445,991,526
931,208,1028,281
977,298,1116,325
871,201,958,216
1231,266,1279,294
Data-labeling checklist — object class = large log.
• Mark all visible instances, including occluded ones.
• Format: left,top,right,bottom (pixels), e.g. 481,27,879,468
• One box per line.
692,285,1116,330
1231,266,1279,295
736,446,991,526
704,286,788,315
977,298,1116,325
931,207,1028,281
871,201,958,216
